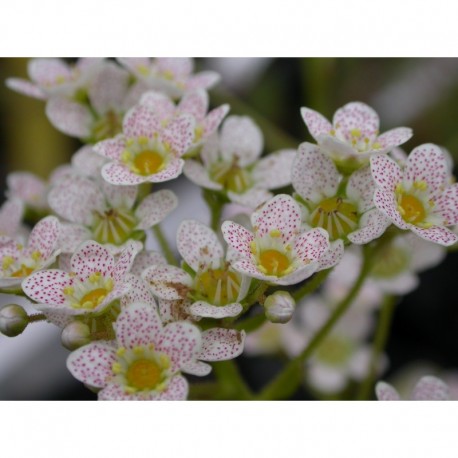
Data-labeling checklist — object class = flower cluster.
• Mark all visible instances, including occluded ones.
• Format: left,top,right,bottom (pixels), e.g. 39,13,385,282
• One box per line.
1,58,457,401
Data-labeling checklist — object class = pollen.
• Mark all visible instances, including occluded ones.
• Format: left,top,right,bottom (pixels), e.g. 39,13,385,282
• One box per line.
133,150,164,176
398,194,426,225
258,249,290,276
31,251,42,262
126,359,162,390
79,288,108,310
269,229,282,238
413,180,428,191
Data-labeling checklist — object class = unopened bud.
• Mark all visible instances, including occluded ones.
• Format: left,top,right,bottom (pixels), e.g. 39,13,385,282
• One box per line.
62,321,91,350
264,291,295,324
0,304,29,337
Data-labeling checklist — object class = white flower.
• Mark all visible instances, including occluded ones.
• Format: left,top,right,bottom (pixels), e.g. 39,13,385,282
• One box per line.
376,375,450,400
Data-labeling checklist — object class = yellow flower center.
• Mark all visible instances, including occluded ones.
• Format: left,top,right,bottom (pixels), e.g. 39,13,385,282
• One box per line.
398,194,426,225
91,110,123,142
133,150,164,176
316,335,353,366
194,268,241,306
310,196,358,240
209,161,252,194
259,249,290,276
126,359,162,390
80,288,108,310
11,264,34,278
92,208,138,246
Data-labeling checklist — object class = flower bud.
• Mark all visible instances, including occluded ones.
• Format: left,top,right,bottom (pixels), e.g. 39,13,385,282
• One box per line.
0,304,29,337
264,291,295,324
61,321,91,350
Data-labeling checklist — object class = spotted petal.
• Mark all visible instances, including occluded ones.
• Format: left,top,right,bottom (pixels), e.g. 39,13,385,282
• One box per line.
252,149,296,190
377,127,413,150
93,136,126,161
227,188,273,209
5,78,46,99
294,227,330,263
435,183,458,226
71,241,114,280
370,154,403,193
187,71,221,92
412,375,450,401
181,360,212,376
300,107,332,141
251,195,302,244
410,225,458,247
121,274,157,307
45,96,93,138
183,159,222,190
161,114,195,156
333,102,379,141
67,342,116,388
179,89,208,120
373,189,408,230
142,265,193,300
375,381,401,401
122,104,160,138
346,165,376,213
101,162,149,185
131,250,167,276
203,104,230,138
149,158,185,183
190,301,242,319
6,172,47,209
28,216,61,259
22,269,73,306
113,241,142,282
198,328,245,361
140,90,175,121
221,221,254,259
135,190,178,230
114,302,163,349
347,208,390,244
317,239,344,270
292,143,339,203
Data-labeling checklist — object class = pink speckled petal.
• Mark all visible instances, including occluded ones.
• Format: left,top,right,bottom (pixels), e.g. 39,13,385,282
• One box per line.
28,216,61,259
183,159,222,190
252,149,296,190
5,78,46,99
114,302,163,349
71,241,114,280
28,58,71,85
405,144,448,196
93,136,126,161
7,172,47,208
231,259,275,282
186,71,221,91
117,58,151,76
121,274,157,307
0,199,24,238
377,127,413,150
142,265,193,300
228,188,273,209
59,223,91,253
161,114,195,156
373,189,408,229
317,134,358,158
122,104,161,138
177,219,224,272
88,62,130,115
410,225,458,247
275,263,319,286
370,154,403,192
317,239,344,270
113,241,142,282
179,89,208,120
203,104,230,138
22,269,73,306
48,175,106,225
333,102,379,140
131,250,167,276
348,208,390,244
102,181,137,210
300,107,332,141
45,96,92,138
157,321,201,370
149,158,185,183
181,360,212,376
156,58,193,78
101,162,148,185
72,145,107,177
158,298,192,324
135,190,178,230
221,221,254,258
190,301,242,319
220,116,263,166
412,375,450,401
294,227,330,263
156,375,189,400
435,184,458,226
375,381,401,401
140,90,175,121
198,328,245,361
292,143,339,202
347,165,376,213
251,194,302,243
67,342,116,388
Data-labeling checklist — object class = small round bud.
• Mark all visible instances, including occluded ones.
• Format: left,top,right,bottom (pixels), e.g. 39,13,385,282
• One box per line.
0,304,29,337
61,321,91,350
264,291,296,324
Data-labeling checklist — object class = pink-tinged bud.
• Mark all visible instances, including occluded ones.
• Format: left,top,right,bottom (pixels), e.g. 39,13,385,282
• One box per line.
264,291,295,324
61,321,91,350
0,304,29,337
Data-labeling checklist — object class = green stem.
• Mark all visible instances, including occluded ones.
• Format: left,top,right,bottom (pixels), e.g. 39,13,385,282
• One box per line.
292,268,333,302
356,295,397,400
212,360,253,400
234,312,266,333
202,189,224,232
28,313,46,323
256,243,376,400
152,224,177,266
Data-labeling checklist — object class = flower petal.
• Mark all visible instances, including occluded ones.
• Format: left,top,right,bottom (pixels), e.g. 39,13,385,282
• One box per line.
251,194,302,243
373,189,408,229
348,208,390,244
377,127,413,150
22,269,73,306
198,328,245,361
275,263,319,286
294,227,330,263
142,265,193,300
6,172,47,209
149,158,185,183
183,159,222,190
181,360,212,376
177,219,224,272
122,104,160,138
71,241,114,280
412,375,450,401
203,104,230,138
135,190,178,230
252,149,295,190
114,302,163,349
58,223,91,253
179,89,208,120
131,250,167,276
221,221,254,259
93,136,126,161
292,143,339,202
300,107,332,141
227,188,273,209
317,239,344,270
140,90,175,121
0,199,24,238
346,165,376,213
370,154,403,193
156,375,189,400
45,96,92,138
186,71,221,91
102,181,138,210
101,162,148,185
161,114,195,155
410,225,458,247
67,342,116,388
113,241,142,282
28,216,61,259
434,183,458,226
5,78,46,99
190,301,242,319
375,381,401,400
220,116,263,166
333,102,379,140
121,274,157,307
